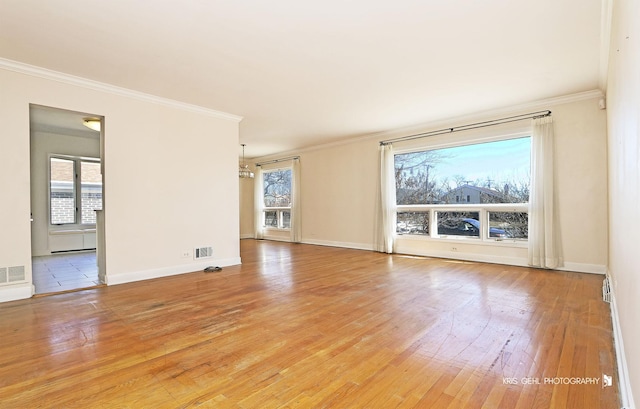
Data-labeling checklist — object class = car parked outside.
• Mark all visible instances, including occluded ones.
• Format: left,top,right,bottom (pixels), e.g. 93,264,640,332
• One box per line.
437,217,507,238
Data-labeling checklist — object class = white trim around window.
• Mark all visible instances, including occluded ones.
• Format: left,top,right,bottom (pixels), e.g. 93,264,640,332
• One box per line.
48,154,102,229
259,166,294,241
396,203,528,246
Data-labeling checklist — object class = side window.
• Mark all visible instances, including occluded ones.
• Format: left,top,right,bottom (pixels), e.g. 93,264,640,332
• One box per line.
50,157,76,225
262,168,292,228
80,161,103,224
50,156,102,226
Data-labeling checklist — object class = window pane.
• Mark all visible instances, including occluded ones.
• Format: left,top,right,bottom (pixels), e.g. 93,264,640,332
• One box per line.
490,212,528,239
282,211,291,228
263,169,292,207
264,211,278,227
395,137,530,205
436,211,480,238
397,212,429,235
50,158,76,224
81,161,102,224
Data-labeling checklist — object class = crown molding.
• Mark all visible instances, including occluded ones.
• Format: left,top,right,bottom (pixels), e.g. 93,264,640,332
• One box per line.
252,89,605,162
367,89,605,142
0,57,243,123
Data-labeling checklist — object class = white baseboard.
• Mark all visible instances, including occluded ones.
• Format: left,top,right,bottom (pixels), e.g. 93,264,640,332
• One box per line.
240,233,254,239
106,257,241,286
558,262,607,275
0,283,33,303
395,247,529,268
256,238,607,275
609,278,636,409
394,249,607,276
262,235,291,243
301,239,374,251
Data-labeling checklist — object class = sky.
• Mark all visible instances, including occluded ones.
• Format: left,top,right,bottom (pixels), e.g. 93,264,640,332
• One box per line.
398,137,531,189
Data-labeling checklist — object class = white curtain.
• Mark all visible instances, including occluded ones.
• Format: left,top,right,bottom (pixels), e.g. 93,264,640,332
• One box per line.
290,158,302,243
528,116,562,268
254,166,264,239
375,144,397,253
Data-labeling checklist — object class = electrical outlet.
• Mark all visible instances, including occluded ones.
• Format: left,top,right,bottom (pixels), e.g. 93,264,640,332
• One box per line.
451,247,458,252
181,250,191,258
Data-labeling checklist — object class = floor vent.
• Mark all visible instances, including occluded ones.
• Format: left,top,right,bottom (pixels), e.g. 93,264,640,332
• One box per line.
0,265,26,285
194,246,213,260
602,276,612,303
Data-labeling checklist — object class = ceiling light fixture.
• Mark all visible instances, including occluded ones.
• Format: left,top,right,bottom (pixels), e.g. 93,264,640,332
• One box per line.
239,144,254,179
83,118,101,132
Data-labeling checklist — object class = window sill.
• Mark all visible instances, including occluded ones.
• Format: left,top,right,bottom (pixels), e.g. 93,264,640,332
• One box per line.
49,227,97,235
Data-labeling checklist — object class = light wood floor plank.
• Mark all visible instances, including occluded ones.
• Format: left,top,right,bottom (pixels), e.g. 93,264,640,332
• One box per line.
0,240,620,408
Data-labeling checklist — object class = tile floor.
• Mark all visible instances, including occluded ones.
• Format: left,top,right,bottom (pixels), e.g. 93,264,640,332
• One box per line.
32,251,101,294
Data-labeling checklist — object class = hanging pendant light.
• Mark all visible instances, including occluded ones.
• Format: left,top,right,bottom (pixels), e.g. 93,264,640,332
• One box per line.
239,144,254,178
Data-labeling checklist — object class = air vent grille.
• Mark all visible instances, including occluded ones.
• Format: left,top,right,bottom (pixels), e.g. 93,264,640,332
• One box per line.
602,276,612,303
8,266,25,282
194,246,213,260
0,265,26,285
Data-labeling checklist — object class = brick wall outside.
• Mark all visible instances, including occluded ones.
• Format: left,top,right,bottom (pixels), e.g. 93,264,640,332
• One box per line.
50,185,102,225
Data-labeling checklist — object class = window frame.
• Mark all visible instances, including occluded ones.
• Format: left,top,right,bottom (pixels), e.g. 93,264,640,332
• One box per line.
395,203,528,245
393,130,531,246
261,167,293,231
48,154,102,228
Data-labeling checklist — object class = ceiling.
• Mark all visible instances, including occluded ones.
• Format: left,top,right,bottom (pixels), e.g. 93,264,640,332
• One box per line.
29,105,101,138
1,1,604,158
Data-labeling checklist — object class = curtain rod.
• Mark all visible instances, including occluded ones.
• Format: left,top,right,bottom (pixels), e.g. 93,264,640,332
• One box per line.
379,110,551,146
255,156,300,167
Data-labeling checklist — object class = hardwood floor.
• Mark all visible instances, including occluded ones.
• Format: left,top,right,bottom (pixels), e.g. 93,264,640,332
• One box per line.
0,240,619,408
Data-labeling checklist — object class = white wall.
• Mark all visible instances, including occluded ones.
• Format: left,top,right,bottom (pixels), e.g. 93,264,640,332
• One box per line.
30,131,100,256
606,0,639,405
239,167,255,239
243,93,609,274
301,141,378,250
0,62,241,302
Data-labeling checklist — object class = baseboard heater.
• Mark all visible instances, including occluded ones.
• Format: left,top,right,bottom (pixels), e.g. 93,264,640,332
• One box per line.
49,229,97,253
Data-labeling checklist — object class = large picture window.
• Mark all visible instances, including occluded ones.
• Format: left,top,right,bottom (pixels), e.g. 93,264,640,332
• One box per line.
262,168,292,229
50,156,102,226
394,137,530,241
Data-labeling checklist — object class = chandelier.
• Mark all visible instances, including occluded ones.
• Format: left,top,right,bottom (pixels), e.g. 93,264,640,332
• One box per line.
239,144,254,178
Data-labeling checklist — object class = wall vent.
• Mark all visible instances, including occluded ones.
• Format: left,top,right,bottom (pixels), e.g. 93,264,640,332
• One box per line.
0,265,26,285
194,246,213,260
602,276,612,303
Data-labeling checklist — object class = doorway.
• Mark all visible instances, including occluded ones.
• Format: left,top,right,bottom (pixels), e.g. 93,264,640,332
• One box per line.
29,105,105,294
